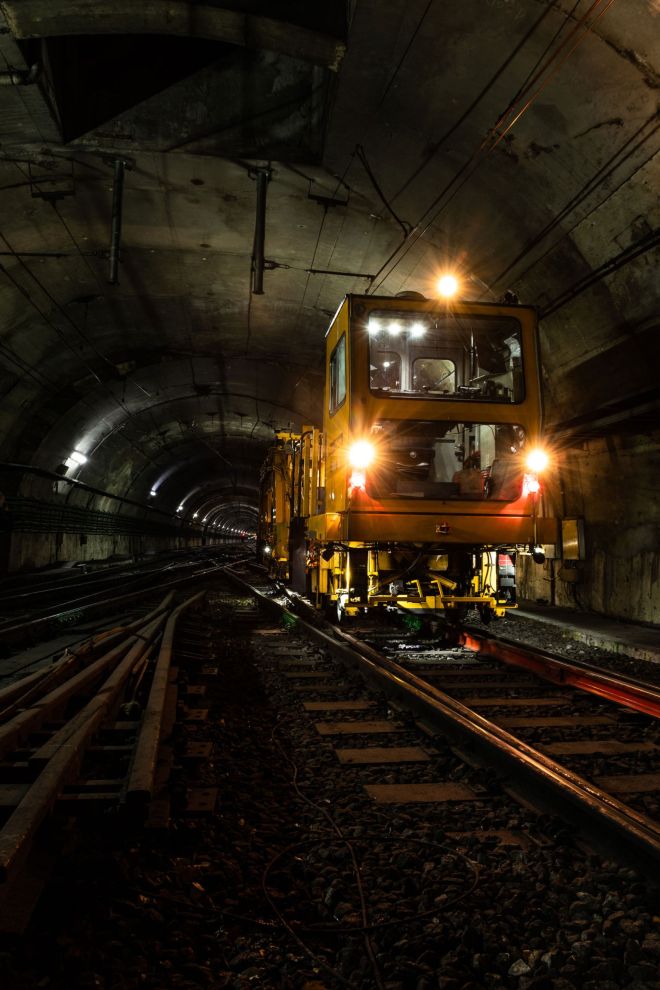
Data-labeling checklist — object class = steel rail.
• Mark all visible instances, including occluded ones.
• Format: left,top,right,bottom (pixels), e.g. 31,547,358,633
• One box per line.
0,594,174,758
225,568,660,875
0,615,161,716
458,627,660,719
127,590,206,807
0,560,225,645
0,611,168,883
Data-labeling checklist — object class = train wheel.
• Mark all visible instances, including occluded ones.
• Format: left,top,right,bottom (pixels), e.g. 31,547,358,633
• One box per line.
478,604,493,624
323,599,337,624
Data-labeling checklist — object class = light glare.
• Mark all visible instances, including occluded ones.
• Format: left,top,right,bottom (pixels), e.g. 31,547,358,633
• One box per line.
437,274,458,298
523,474,541,496
526,448,549,473
349,469,366,491
348,440,375,469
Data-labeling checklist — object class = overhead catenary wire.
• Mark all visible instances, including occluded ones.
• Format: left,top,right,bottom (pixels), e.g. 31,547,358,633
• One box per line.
367,0,619,295
540,226,660,318
292,149,359,333
355,144,411,237
15,159,161,431
8,160,175,455
491,112,660,290
389,0,560,206
0,161,182,467
0,236,161,470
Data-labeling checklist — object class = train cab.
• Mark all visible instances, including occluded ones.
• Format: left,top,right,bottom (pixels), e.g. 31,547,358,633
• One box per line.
259,293,558,624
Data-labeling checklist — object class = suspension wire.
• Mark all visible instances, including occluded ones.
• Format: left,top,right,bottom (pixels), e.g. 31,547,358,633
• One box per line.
499,0,582,120
0,338,62,394
368,0,619,294
3,164,170,447
540,226,660,318
491,111,660,289
0,234,160,468
389,0,558,205
377,0,436,109
355,144,411,236
294,147,359,331
486,0,618,151
10,160,192,455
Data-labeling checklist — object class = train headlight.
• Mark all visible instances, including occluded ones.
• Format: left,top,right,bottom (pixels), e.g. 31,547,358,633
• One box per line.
348,440,375,469
349,469,367,491
522,474,541,496
525,448,549,473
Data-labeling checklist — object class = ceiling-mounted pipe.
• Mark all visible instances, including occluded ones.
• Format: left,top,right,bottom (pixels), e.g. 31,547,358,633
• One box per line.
105,156,134,284
250,166,272,295
109,158,126,284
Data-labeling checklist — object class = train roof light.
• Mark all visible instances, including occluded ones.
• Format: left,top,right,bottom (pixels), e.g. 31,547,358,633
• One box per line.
436,274,459,298
388,321,402,335
410,322,426,338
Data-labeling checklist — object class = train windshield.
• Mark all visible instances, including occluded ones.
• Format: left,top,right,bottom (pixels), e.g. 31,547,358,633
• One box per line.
366,419,529,501
367,311,524,403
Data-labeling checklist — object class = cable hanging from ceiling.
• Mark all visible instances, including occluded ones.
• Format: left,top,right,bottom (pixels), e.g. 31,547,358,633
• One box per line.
367,0,620,295
540,226,660,318
388,0,562,206
1,161,173,466
0,229,160,470
491,111,660,290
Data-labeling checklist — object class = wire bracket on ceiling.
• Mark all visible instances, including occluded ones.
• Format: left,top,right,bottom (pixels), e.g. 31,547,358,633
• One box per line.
249,165,272,295
307,179,348,211
28,159,75,203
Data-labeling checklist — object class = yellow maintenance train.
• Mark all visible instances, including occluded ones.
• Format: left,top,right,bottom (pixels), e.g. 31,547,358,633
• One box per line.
258,292,558,625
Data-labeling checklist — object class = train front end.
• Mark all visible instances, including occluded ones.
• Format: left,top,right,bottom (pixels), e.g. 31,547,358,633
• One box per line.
305,293,558,623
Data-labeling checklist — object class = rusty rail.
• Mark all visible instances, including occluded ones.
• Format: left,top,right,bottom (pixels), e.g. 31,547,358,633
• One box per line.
458,628,660,719
0,606,171,883
127,591,206,806
0,595,174,758
225,566,660,875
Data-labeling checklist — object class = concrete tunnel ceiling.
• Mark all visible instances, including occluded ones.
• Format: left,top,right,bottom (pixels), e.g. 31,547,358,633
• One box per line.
0,0,657,598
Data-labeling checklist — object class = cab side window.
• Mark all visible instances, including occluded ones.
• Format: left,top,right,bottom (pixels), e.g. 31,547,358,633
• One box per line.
329,334,346,413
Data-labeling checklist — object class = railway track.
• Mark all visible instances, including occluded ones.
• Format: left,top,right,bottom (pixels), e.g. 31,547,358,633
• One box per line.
0,590,210,930
0,552,247,932
0,547,243,654
227,564,660,876
2,574,659,988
